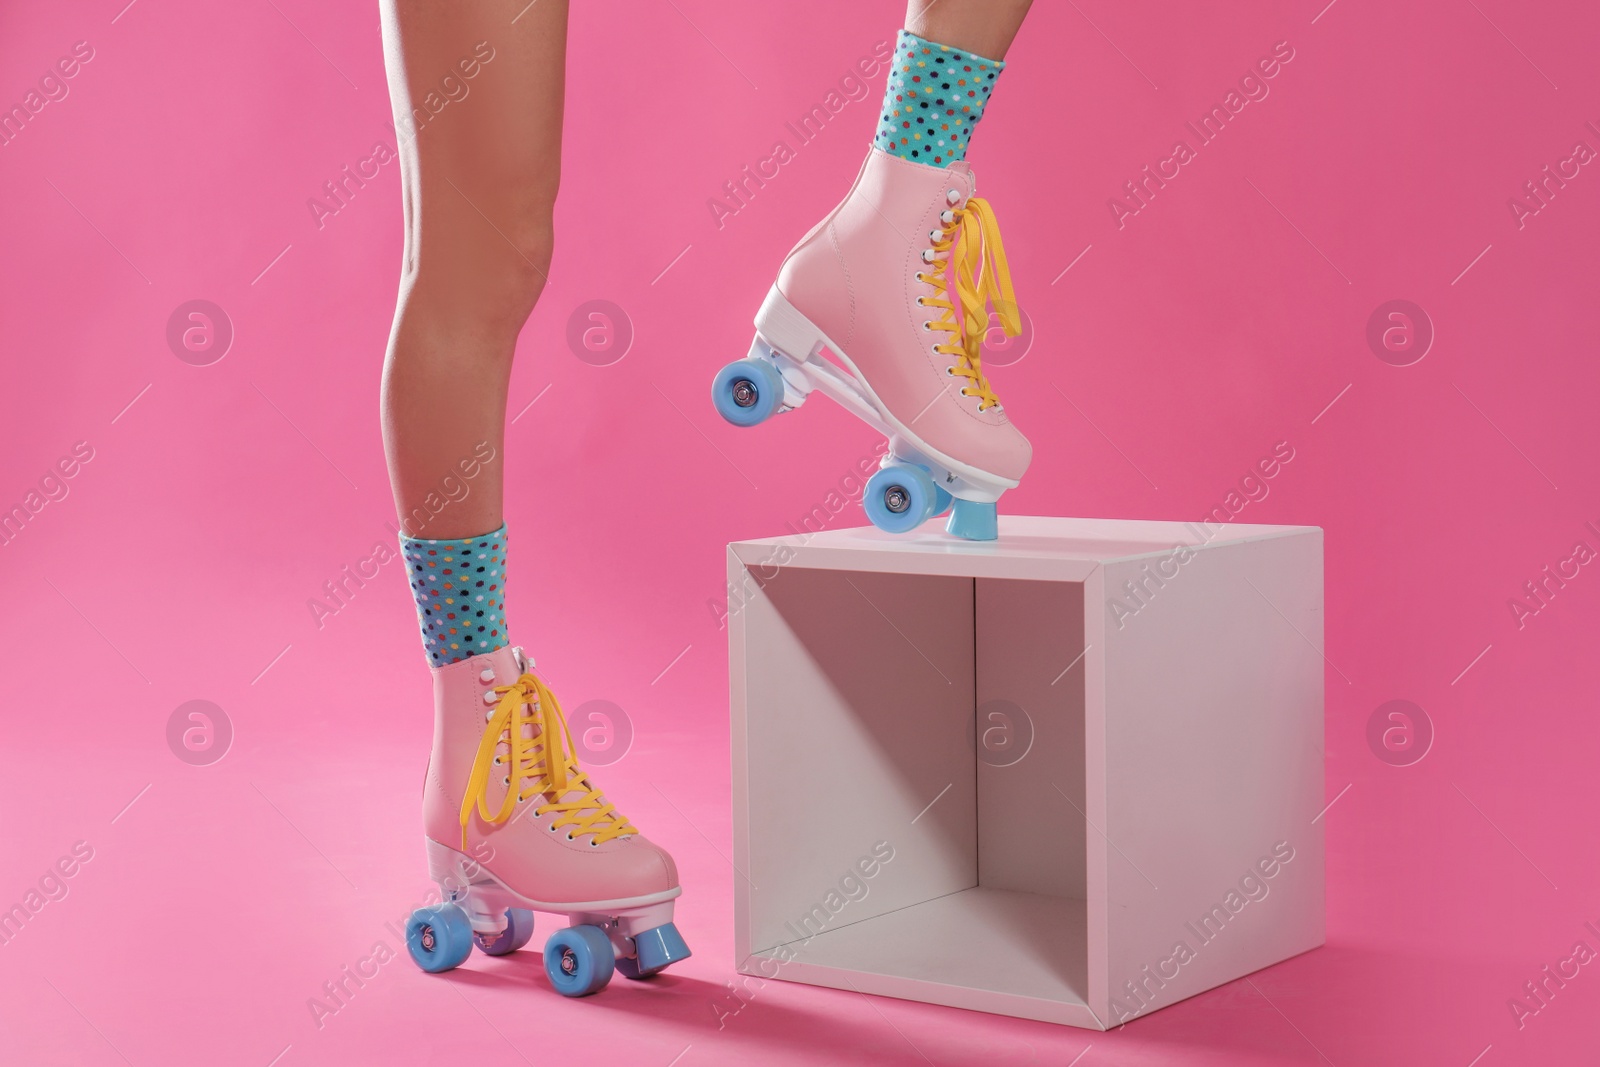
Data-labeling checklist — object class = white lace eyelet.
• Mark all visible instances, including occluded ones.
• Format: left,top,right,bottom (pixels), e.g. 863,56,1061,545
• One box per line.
478,668,495,684
565,834,575,842
502,777,509,786
589,840,598,848
482,691,496,706
915,297,924,306
941,209,955,224
922,321,931,331
921,249,936,263
946,189,961,205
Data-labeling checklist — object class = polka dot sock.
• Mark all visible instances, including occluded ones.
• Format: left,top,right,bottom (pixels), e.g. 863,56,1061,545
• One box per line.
873,30,1005,167
401,525,508,668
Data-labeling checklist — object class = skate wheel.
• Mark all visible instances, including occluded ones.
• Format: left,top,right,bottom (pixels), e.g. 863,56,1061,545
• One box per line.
473,907,535,956
712,358,784,427
405,903,474,973
543,925,615,997
619,922,691,979
863,465,940,534
932,485,954,518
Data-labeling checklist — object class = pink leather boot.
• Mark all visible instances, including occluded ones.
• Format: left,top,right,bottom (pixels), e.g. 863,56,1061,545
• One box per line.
712,146,1029,541
402,644,689,996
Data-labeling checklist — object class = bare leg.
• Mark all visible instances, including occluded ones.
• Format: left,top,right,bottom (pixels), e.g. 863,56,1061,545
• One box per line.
379,0,569,539
381,4,691,974
905,0,1033,59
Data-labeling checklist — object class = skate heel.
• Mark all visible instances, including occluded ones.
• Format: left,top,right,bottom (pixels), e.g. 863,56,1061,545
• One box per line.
423,838,530,935
425,836,483,896
729,286,899,436
747,335,815,411
753,284,826,364
408,840,536,970
710,288,826,426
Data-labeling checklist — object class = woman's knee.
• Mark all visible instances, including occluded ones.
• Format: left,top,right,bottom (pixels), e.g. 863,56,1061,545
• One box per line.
406,202,555,334
498,211,556,315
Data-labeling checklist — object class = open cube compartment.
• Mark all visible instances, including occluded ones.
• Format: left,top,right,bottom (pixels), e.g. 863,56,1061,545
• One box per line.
728,517,1325,1028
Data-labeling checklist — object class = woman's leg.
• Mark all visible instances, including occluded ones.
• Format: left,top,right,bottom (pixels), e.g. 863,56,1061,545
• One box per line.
381,3,690,984
380,0,566,666
380,0,567,544
904,0,1033,62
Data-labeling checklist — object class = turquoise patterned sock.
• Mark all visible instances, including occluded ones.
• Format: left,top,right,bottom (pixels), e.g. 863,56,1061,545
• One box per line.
873,30,1005,167
400,525,508,667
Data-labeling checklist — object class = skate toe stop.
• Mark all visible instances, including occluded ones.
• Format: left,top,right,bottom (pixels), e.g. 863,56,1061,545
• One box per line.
632,921,692,976
946,499,998,541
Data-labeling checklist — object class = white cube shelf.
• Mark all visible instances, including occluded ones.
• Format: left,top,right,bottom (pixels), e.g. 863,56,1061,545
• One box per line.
727,516,1324,1028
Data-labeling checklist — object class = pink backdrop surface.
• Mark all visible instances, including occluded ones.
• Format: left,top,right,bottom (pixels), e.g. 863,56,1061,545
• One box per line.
2,0,1598,1063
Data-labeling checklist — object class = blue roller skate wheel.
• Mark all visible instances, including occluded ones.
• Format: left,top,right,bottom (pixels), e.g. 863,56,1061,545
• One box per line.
473,907,535,956
712,358,785,427
932,485,954,518
863,464,939,534
543,925,616,997
405,903,474,973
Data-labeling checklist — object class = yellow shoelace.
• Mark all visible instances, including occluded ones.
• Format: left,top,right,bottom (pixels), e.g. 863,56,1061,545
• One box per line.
459,672,637,849
918,196,1022,411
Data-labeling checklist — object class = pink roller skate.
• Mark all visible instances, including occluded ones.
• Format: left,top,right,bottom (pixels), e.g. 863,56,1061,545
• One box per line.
403,644,689,996
712,146,1028,541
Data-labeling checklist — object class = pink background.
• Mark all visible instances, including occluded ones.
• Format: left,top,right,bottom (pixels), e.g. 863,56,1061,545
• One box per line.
3,0,1598,1063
